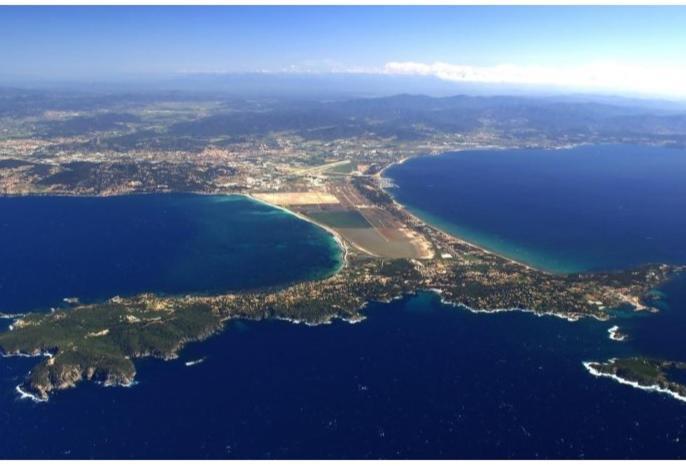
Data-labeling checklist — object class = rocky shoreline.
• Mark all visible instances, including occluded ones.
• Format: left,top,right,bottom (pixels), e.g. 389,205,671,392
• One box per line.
584,358,686,404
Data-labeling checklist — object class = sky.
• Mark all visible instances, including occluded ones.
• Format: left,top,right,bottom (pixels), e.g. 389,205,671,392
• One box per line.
2,6,686,98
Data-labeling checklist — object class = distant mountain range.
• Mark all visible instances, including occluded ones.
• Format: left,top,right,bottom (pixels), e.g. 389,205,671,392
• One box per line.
2,85,685,148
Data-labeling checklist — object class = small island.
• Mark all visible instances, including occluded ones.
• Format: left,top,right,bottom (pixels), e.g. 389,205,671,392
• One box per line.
584,358,686,403
608,325,628,342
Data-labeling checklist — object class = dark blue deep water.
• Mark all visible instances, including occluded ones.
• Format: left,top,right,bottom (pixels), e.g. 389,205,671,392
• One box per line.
1,145,686,459
387,144,686,273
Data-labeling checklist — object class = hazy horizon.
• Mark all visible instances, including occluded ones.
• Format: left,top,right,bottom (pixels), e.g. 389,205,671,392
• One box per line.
2,6,686,100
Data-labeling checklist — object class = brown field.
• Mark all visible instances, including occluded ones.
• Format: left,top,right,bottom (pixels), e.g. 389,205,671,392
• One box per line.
336,227,424,258
269,182,434,259
252,192,340,206
253,181,434,259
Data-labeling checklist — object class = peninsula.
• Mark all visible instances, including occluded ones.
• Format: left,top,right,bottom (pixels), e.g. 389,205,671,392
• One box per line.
0,161,681,401
1,91,684,402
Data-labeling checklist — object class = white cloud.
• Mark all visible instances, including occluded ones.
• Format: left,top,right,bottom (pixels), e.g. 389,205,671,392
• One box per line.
384,61,686,99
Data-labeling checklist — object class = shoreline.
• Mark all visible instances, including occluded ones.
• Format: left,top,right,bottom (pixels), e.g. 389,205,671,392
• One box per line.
429,288,602,323
1,149,676,313
0,144,577,277
378,149,545,274
246,193,386,259
244,193,349,273
608,325,627,342
583,361,686,404
1,147,667,312
15,384,47,403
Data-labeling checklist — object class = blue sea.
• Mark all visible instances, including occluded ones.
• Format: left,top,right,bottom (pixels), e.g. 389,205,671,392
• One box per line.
0,194,341,312
1,145,686,459
387,144,686,273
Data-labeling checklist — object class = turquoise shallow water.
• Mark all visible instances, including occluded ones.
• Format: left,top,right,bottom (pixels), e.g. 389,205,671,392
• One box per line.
0,193,342,312
387,144,686,273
